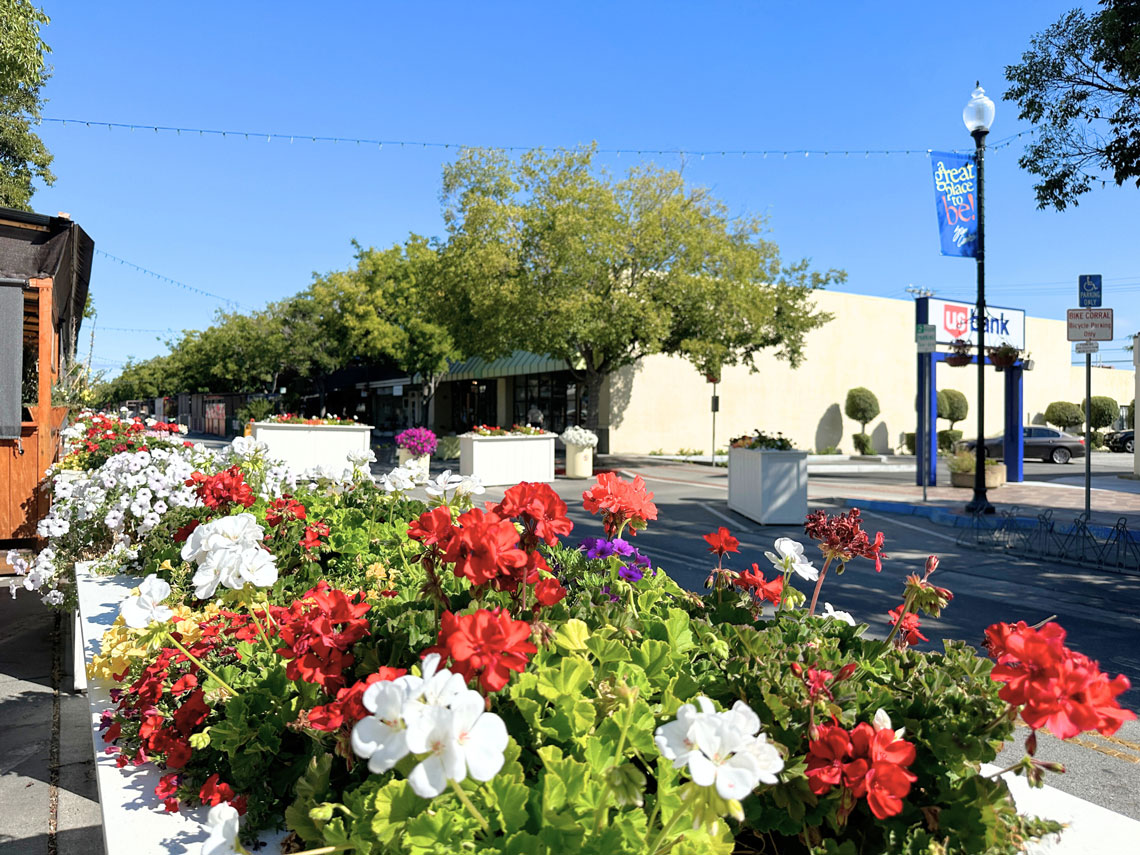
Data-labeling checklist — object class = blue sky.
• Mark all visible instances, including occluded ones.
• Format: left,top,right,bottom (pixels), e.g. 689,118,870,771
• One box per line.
30,0,1140,376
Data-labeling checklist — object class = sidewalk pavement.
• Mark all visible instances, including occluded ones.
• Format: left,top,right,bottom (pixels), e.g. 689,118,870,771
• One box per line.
0,594,103,854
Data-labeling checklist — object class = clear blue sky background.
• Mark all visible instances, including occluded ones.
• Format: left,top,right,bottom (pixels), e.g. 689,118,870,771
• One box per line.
29,0,1140,376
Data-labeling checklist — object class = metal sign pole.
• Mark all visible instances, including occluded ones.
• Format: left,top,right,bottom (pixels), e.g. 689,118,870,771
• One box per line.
923,356,929,502
1085,351,1092,517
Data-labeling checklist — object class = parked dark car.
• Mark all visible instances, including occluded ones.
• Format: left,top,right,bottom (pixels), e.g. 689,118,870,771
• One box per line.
960,426,1086,464
1107,429,1134,454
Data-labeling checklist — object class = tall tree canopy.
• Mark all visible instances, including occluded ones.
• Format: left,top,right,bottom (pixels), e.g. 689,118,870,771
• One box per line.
1005,0,1140,210
0,0,54,209
310,236,461,407
439,145,840,430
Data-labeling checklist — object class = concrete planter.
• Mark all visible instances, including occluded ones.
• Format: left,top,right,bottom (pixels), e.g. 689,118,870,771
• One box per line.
459,433,556,486
950,465,1006,489
74,565,286,853
564,443,594,479
727,448,809,525
396,448,430,482
250,421,372,473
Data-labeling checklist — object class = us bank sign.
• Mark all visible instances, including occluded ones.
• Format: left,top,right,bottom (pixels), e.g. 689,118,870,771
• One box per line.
922,298,1025,351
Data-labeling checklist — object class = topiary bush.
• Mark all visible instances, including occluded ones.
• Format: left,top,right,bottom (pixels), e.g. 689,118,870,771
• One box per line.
852,432,874,455
1083,396,1119,431
904,432,916,454
845,387,880,433
937,429,963,452
1044,401,1084,431
937,389,968,430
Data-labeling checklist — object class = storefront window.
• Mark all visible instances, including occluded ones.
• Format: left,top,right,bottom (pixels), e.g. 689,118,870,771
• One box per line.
512,372,587,433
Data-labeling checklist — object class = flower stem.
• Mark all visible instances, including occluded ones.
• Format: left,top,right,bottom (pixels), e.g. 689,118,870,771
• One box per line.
450,779,490,834
167,635,239,698
290,846,353,855
881,591,917,652
645,805,688,855
807,557,833,617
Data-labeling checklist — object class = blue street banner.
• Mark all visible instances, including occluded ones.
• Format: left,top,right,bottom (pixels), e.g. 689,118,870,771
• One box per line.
931,151,978,258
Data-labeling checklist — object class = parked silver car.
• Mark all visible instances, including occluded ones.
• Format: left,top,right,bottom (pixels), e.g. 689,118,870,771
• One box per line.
960,426,1086,464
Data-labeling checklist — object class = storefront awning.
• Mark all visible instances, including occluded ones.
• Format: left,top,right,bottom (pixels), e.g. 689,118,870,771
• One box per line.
440,351,570,382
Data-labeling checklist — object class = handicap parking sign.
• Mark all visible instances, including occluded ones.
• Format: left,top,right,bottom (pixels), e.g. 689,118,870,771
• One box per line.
1079,274,1102,308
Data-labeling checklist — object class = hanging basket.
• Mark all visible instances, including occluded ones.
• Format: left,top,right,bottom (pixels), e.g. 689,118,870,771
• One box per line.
989,352,1018,369
945,353,972,367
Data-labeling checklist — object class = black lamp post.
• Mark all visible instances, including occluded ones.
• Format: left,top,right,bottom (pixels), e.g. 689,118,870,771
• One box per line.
963,83,996,515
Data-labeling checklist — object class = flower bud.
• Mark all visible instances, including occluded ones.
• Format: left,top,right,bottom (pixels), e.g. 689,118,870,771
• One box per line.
925,555,940,577
1024,730,1037,756
836,662,857,681
606,763,646,807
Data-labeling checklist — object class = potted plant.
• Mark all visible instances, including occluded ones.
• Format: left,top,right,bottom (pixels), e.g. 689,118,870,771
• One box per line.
944,339,973,367
250,413,373,472
987,343,1021,371
560,425,598,479
727,430,808,524
395,427,437,482
948,449,1006,488
459,424,556,485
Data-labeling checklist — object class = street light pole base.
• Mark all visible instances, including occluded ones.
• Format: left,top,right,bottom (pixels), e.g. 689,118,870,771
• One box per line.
965,493,995,515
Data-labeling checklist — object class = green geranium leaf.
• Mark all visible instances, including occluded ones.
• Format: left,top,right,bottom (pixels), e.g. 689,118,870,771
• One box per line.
553,618,590,652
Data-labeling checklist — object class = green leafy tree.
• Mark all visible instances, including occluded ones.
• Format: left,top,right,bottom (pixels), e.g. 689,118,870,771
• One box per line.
0,0,55,209
1005,1,1140,209
439,145,840,430
937,388,969,430
1044,400,1084,430
311,236,461,415
1083,395,1120,430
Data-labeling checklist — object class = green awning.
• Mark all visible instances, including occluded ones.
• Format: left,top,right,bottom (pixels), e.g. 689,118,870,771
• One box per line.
440,351,570,382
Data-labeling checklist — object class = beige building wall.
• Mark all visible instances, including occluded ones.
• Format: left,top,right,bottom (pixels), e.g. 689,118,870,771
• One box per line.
604,290,1135,455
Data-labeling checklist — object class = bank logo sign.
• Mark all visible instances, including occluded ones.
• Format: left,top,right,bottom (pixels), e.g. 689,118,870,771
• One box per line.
926,298,1025,350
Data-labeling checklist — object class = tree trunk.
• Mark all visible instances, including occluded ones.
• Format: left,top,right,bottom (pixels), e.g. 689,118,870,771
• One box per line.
584,371,605,433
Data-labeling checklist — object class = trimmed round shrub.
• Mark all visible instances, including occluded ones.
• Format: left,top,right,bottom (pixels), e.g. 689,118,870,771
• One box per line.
844,387,880,433
904,432,916,454
852,432,874,455
1044,401,1084,431
938,429,963,452
937,389,968,429
1083,396,1119,431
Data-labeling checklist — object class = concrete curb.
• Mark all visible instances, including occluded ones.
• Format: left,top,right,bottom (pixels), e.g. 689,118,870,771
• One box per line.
837,497,1140,543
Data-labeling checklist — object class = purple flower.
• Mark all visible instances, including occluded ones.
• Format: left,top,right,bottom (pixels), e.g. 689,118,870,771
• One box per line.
395,427,438,456
599,584,621,603
583,537,651,584
582,538,617,560
618,564,644,583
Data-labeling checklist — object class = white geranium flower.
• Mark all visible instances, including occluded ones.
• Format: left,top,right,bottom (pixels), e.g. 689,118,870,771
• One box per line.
192,545,277,599
764,537,818,582
353,681,414,773
655,696,783,801
454,476,484,498
347,448,376,466
424,470,464,498
823,602,856,626
872,708,906,740
120,574,174,629
200,803,241,855
404,691,508,798
228,436,262,458
181,514,264,564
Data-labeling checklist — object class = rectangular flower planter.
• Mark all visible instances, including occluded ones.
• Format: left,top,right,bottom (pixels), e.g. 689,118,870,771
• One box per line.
727,448,809,525
950,465,1006,489
250,421,373,473
75,563,287,854
459,434,556,486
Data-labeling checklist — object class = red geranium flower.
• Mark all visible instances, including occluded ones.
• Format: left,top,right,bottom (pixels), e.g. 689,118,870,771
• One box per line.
306,667,408,732
887,606,927,646
408,506,456,549
173,519,200,543
493,482,574,548
441,508,528,588
703,526,740,557
426,608,537,694
804,508,886,571
807,719,917,819
805,722,852,794
273,583,371,691
198,773,235,806
582,473,658,537
186,466,255,511
266,496,307,527
534,576,567,608
301,521,330,552
736,564,784,605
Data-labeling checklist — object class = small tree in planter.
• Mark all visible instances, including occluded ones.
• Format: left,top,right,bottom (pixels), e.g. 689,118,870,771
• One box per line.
1083,395,1120,446
845,387,879,455
1044,401,1084,432
937,389,968,451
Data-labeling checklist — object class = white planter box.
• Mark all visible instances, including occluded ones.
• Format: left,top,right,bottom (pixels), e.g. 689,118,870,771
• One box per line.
564,443,594,479
727,448,809,525
250,422,372,473
459,433,556,486
75,565,286,854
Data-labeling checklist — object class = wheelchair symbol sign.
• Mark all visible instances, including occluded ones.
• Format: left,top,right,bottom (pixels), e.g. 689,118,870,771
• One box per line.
1078,274,1102,308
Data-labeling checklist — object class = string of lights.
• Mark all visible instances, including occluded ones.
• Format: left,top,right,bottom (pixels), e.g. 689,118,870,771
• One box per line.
42,117,1033,159
96,250,250,310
